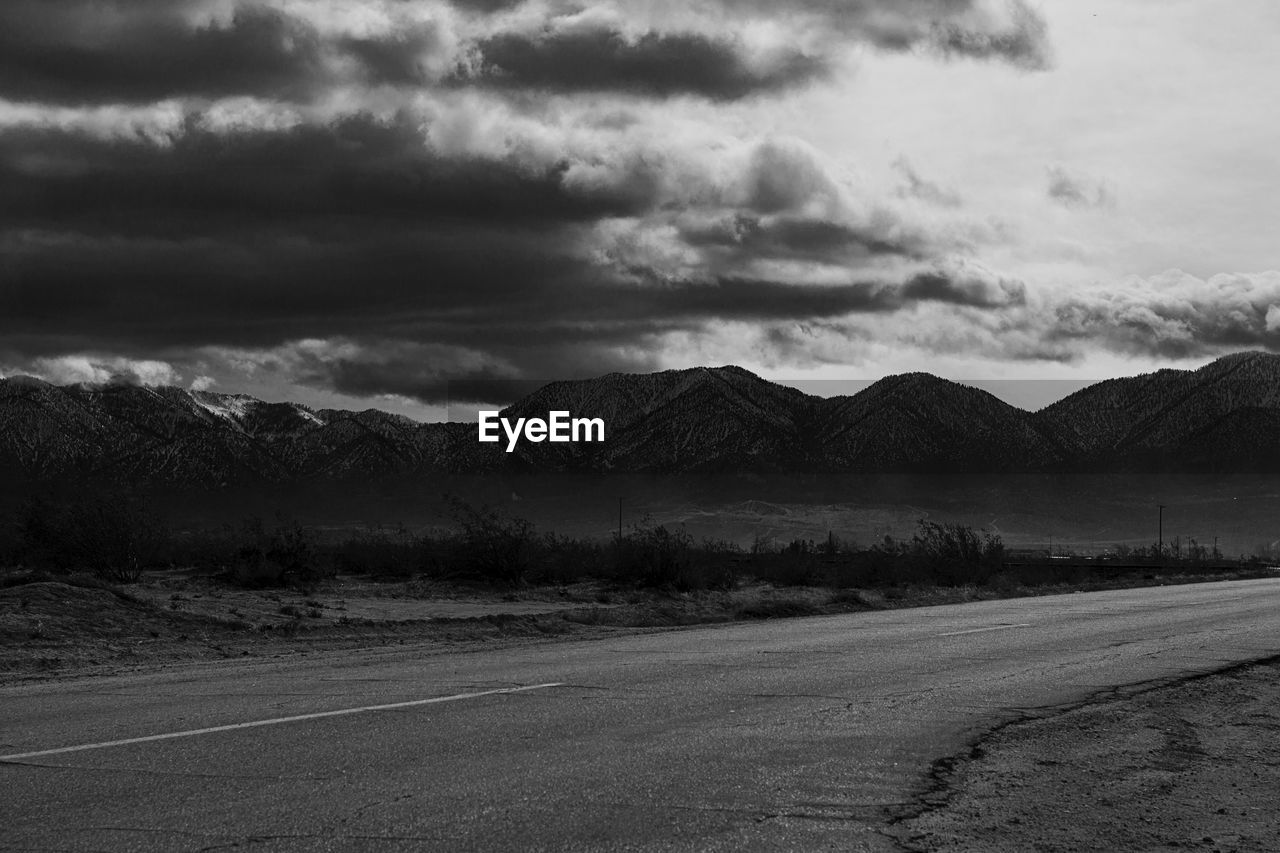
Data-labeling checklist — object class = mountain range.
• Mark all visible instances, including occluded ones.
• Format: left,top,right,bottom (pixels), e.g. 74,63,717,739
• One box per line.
3,352,1280,488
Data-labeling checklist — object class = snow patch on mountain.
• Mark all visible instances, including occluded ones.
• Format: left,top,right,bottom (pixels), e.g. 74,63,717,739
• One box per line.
192,392,256,422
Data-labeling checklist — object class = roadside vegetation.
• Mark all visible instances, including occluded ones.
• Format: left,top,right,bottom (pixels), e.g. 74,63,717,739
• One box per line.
0,491,1263,593
0,490,1273,680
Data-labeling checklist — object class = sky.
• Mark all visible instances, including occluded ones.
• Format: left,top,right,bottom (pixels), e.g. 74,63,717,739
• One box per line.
1,0,1278,419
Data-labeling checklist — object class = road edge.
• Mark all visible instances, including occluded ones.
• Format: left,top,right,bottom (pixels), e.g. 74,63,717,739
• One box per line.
884,652,1280,851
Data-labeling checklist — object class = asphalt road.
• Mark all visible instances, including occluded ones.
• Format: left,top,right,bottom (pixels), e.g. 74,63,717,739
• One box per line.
4,579,1280,852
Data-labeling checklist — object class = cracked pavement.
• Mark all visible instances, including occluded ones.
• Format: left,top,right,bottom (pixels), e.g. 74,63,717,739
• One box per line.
3,578,1280,851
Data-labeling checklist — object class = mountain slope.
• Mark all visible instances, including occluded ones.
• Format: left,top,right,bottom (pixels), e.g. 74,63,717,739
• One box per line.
815,374,1067,472
1035,351,1280,469
504,367,818,471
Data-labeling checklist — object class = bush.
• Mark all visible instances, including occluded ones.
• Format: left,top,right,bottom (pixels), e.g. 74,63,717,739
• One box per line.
614,521,737,591
17,493,167,582
442,496,538,585
909,520,1004,586
620,520,688,588
534,533,607,585
748,551,823,587
228,515,330,589
332,524,429,578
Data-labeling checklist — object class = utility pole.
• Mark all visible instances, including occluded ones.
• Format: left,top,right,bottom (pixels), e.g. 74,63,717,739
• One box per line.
614,497,624,572
1157,504,1166,564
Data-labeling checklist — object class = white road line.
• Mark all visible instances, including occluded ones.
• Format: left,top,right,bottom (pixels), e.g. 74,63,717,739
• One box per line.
939,623,1031,637
0,683,564,763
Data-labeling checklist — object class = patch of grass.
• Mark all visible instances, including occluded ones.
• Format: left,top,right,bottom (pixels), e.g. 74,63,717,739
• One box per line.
0,570,144,603
826,589,875,608
734,598,821,620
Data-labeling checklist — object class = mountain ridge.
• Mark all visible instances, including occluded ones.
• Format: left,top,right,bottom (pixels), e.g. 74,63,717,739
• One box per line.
3,353,1280,485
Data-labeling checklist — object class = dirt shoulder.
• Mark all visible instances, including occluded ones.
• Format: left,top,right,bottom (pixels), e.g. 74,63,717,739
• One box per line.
0,571,874,683
1,567,1271,684
895,658,1280,852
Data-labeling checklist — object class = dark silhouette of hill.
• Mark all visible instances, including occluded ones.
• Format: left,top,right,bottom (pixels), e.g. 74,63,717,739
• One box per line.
813,373,1070,472
1035,351,1280,470
2,353,1279,487
503,366,817,472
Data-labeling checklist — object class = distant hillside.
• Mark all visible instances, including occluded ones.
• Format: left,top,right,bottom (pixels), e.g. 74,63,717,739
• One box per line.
504,366,817,472
1035,351,1280,470
0,378,485,486
813,373,1069,473
3,352,1280,487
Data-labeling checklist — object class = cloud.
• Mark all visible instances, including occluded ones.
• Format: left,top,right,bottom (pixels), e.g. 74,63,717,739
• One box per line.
19,264,1280,402
21,355,181,386
669,268,1280,376
722,0,1052,69
0,0,1051,108
0,113,660,237
1047,165,1116,210
900,260,1027,308
206,337,656,404
1046,270,1280,359
894,157,962,207
927,0,1051,70
1268,305,1280,334
188,261,1029,402
466,29,828,100
0,99,1035,402
0,0,465,105
0,0,1059,408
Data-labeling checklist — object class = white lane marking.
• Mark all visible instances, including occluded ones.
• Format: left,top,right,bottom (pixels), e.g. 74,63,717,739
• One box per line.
939,623,1031,637
0,683,564,763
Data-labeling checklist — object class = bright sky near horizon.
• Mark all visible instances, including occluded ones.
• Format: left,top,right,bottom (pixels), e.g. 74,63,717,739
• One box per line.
0,1,1275,419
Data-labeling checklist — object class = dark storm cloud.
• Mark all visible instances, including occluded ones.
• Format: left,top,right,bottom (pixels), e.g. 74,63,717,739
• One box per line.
0,226,598,352
0,1,329,104
900,268,1025,308
0,219,1003,353
605,271,1025,322
0,99,1038,401
467,29,828,100
456,0,1053,101
272,339,665,406
447,0,525,12
0,0,1050,108
0,115,657,238
185,270,1033,403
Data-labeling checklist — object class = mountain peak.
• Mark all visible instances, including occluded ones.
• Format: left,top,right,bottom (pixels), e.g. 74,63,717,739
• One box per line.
0,374,51,389
863,371,982,397
1201,350,1280,371
1210,349,1273,363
